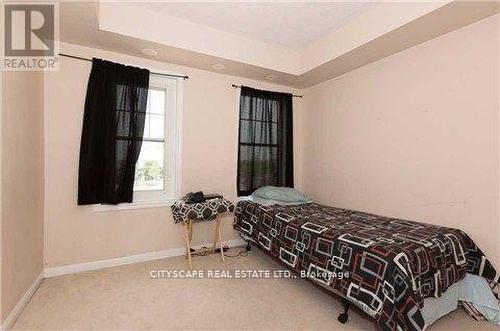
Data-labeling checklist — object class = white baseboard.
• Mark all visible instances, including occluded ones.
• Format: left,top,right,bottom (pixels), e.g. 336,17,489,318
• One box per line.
1,271,44,331
44,238,246,278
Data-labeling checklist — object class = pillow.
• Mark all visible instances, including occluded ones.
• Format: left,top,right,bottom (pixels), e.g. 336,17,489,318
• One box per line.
252,186,312,204
251,196,308,206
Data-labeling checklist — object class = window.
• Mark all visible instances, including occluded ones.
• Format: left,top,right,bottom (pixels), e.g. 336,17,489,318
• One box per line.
237,86,293,196
133,87,166,192
93,75,180,210
132,75,180,205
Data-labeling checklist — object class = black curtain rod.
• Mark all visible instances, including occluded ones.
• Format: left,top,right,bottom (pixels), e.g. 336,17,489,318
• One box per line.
59,53,189,80
231,84,303,98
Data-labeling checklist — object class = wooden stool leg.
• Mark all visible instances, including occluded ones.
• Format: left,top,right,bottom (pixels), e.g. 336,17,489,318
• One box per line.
184,221,192,269
188,219,193,243
213,215,220,252
217,216,225,262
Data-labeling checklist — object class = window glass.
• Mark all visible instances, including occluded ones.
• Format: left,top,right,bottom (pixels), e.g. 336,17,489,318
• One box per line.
133,85,169,193
134,141,164,191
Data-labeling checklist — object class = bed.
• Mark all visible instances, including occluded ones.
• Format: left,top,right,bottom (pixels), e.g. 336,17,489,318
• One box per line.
233,201,498,331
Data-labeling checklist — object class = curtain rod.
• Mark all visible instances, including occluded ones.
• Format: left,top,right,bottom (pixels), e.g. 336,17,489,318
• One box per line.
58,53,189,80
231,84,303,98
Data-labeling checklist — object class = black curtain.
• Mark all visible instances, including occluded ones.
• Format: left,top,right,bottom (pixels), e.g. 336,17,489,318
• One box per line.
237,86,293,196
78,58,150,205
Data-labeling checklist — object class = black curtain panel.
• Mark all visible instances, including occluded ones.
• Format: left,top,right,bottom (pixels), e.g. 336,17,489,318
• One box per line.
78,58,150,205
237,86,294,196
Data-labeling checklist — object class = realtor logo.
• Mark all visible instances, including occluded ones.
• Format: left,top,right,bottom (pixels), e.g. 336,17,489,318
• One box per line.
2,3,59,70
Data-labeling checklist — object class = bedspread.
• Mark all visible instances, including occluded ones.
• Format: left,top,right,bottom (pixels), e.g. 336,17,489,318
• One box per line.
233,201,497,330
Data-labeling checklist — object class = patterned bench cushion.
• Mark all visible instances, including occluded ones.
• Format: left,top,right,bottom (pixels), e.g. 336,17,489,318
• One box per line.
171,198,234,223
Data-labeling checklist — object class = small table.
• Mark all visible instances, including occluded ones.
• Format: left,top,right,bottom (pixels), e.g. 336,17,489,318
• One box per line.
171,198,234,269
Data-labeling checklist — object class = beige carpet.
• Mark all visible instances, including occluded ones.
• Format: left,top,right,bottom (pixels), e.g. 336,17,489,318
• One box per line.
13,248,499,330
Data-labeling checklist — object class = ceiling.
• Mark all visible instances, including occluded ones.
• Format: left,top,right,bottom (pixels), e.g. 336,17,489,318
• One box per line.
137,2,372,50
59,1,500,88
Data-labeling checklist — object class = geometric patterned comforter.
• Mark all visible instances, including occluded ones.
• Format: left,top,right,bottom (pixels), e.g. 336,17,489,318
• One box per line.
233,201,497,331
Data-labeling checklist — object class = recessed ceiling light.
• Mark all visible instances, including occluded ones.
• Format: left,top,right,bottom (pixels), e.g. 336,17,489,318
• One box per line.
211,63,226,70
265,75,278,81
142,48,158,56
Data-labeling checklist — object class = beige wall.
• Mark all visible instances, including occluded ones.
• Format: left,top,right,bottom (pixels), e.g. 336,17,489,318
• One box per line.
1,71,45,321
44,43,304,268
302,14,500,268
44,15,500,271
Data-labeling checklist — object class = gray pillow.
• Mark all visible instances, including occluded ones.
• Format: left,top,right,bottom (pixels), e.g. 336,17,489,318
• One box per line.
251,196,307,206
252,186,312,204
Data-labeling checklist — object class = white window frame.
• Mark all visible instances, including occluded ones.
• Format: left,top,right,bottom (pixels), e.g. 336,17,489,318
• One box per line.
94,75,182,212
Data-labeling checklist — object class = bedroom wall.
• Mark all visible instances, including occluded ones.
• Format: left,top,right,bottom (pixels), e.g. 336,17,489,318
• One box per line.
44,42,304,268
1,71,45,322
302,14,500,268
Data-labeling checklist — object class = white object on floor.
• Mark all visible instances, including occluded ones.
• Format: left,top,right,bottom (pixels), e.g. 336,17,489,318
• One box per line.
458,274,500,325
422,273,500,327
422,279,460,327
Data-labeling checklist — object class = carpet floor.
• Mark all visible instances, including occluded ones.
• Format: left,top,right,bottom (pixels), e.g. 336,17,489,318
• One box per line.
13,248,499,330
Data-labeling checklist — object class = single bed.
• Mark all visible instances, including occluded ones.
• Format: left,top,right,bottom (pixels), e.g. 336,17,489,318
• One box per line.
233,201,498,331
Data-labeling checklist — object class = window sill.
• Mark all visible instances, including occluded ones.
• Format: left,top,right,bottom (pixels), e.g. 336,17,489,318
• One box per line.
93,199,180,212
